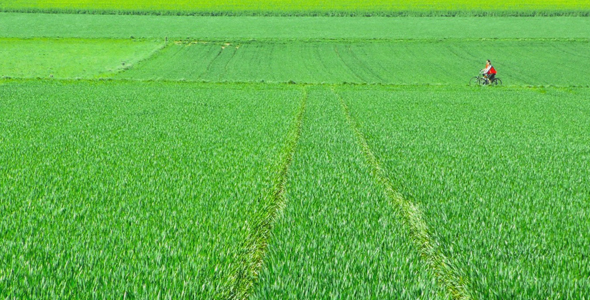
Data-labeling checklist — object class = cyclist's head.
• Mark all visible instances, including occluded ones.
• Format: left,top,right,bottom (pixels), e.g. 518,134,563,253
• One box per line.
487,59,491,63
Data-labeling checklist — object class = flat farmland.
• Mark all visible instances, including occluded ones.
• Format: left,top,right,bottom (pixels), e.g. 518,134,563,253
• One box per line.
340,86,590,298
1,12,590,300
116,39,589,86
0,81,303,298
1,0,588,14
2,14,590,40
2,38,589,87
0,38,162,79
253,87,441,299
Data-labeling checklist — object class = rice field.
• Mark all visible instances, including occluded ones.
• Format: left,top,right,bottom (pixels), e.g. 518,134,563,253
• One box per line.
1,11,590,300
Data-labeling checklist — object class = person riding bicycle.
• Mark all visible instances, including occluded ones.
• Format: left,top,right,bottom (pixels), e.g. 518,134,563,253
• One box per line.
481,59,497,84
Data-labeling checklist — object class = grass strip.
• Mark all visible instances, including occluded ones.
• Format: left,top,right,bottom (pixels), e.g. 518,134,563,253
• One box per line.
228,87,308,299
334,87,474,300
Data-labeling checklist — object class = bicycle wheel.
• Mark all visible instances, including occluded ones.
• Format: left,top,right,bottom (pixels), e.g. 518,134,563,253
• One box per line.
492,78,502,86
469,76,482,86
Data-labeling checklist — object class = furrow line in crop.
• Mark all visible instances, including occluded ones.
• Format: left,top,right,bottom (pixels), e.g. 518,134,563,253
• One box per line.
333,88,474,300
229,87,308,300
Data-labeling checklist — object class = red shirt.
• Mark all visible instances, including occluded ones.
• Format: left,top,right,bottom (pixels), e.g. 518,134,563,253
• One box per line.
488,66,497,74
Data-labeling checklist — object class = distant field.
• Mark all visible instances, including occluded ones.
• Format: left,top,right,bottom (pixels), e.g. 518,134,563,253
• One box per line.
1,0,589,15
2,37,588,87
0,38,162,79
3,14,590,40
115,39,590,86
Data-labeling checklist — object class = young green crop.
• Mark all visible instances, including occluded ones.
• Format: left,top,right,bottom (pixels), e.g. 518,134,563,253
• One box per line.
0,38,162,79
252,86,442,299
117,39,590,87
340,85,590,298
3,14,590,40
1,0,588,15
0,80,302,298
2,11,590,299
3,37,588,87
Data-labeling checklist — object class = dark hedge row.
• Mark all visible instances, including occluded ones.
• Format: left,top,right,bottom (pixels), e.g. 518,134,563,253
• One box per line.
1,8,589,17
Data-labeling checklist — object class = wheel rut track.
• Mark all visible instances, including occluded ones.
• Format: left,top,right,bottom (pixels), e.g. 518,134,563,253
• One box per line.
229,87,308,300
199,45,225,79
333,88,474,300
333,44,367,83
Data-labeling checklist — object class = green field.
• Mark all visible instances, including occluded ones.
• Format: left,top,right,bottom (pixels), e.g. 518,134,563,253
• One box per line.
2,14,590,39
114,39,589,86
1,10,590,300
0,81,303,298
341,86,590,298
0,38,162,79
1,0,589,15
253,87,443,299
3,37,590,87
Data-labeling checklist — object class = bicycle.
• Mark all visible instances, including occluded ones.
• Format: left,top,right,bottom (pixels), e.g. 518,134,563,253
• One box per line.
469,72,502,86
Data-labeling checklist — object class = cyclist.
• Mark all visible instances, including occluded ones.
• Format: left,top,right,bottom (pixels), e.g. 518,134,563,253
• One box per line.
481,59,497,84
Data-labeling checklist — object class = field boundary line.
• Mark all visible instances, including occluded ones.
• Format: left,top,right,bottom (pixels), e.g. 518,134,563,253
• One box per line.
134,37,590,44
5,37,588,44
2,78,589,91
229,87,308,300
108,39,171,78
333,88,474,300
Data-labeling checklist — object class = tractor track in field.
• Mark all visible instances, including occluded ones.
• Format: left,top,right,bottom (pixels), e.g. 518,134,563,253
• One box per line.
201,46,225,79
345,44,387,83
229,87,308,300
333,87,474,300
333,44,367,83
